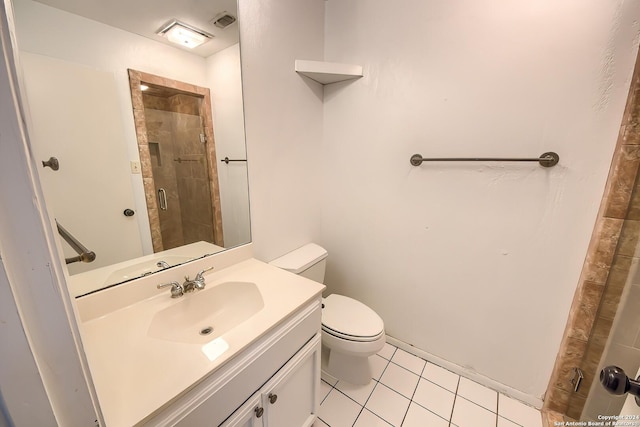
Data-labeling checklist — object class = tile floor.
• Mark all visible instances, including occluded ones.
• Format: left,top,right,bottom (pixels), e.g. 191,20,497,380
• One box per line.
314,343,542,427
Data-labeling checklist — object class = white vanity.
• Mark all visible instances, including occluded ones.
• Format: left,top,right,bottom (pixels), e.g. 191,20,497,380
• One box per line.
74,245,325,426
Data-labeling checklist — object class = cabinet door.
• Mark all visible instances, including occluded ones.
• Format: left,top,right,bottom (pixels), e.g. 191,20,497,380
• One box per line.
262,334,321,427
219,392,264,427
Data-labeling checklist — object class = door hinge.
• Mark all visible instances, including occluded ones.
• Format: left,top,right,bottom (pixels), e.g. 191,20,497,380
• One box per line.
200,133,206,143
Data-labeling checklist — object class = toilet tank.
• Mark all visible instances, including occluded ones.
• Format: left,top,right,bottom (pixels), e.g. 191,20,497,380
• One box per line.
269,243,328,283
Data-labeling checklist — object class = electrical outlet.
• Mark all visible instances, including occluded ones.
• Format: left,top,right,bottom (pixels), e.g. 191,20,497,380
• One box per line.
130,161,141,174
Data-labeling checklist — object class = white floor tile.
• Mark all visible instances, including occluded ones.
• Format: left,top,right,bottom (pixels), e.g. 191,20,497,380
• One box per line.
411,378,455,420
498,416,521,427
335,379,377,406
318,389,362,427
379,362,420,399
371,354,389,380
422,362,460,393
391,349,426,375
313,419,330,427
365,383,411,426
451,397,497,427
456,377,497,412
354,408,393,427
498,394,542,427
320,380,333,403
402,402,449,427
378,342,397,360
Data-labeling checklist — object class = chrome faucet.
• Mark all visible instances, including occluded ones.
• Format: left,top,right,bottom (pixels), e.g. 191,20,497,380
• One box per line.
157,281,183,298
156,260,170,269
183,267,214,293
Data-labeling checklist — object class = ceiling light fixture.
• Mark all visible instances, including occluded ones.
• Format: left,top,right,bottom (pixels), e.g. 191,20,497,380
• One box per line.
156,20,213,49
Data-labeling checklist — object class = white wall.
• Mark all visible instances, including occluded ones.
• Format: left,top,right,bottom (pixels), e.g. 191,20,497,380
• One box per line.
238,0,325,261
206,44,251,248
321,0,640,400
13,0,209,256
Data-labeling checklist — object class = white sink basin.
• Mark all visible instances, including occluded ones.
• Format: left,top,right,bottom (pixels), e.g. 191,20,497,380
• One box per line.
147,281,264,344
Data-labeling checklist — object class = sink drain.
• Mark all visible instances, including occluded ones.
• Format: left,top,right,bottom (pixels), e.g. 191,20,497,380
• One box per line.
200,326,214,336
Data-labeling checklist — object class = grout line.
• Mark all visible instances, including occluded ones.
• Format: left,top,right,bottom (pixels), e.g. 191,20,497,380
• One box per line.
399,357,428,426
349,379,379,427
389,359,425,377
353,353,390,425
456,395,498,414
448,375,461,427
407,391,455,425
496,394,500,427
333,381,377,408
365,382,412,425
320,379,334,405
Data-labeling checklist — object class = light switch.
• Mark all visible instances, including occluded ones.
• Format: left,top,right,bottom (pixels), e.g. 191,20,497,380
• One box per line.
130,161,141,174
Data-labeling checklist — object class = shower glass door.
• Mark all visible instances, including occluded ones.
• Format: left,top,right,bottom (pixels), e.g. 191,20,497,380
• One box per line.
143,87,217,251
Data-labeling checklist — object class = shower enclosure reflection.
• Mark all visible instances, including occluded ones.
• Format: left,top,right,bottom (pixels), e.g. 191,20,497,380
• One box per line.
129,71,224,253
13,0,250,295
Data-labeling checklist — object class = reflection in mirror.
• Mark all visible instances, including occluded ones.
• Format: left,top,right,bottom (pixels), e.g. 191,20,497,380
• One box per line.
12,0,250,296
128,70,224,252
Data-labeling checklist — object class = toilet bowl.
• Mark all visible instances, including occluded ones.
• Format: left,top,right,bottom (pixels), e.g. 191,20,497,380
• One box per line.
269,244,385,385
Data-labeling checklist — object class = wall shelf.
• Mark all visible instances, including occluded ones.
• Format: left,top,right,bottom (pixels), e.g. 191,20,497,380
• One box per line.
295,60,363,85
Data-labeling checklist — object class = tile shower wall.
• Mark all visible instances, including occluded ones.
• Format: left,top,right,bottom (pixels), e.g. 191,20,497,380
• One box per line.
145,108,185,249
582,258,640,419
545,52,640,419
579,171,640,419
143,94,215,249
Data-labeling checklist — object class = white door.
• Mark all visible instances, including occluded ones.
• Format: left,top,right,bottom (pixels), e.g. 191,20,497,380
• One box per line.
20,53,143,274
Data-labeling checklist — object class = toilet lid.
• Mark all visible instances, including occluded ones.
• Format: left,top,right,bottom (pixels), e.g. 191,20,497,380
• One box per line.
322,294,384,339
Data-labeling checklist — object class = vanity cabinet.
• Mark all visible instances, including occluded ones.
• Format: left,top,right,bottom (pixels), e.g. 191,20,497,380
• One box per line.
144,299,322,427
222,334,320,427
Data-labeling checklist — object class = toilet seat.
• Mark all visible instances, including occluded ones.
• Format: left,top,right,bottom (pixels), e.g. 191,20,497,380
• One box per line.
321,294,384,342
322,325,385,342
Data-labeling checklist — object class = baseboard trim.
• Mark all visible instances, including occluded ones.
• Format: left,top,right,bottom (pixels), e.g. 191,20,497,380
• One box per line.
385,335,544,409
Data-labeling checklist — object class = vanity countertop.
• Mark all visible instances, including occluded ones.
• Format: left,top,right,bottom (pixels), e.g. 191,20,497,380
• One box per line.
77,257,325,427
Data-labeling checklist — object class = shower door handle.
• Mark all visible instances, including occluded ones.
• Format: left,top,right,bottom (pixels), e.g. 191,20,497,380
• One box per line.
158,188,168,210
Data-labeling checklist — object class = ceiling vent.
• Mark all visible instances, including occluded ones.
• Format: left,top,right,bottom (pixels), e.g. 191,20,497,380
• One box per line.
212,12,236,29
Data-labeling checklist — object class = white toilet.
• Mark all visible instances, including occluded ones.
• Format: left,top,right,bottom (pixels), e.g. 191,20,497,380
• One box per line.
269,243,386,385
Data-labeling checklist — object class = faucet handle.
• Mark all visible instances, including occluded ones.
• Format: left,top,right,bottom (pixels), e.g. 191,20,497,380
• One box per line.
157,281,183,298
195,266,214,281
193,266,214,290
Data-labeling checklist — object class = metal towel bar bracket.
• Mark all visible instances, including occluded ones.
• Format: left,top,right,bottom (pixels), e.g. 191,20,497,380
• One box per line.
409,151,559,168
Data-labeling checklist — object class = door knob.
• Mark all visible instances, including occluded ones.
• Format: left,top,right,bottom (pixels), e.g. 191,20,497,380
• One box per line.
600,365,640,406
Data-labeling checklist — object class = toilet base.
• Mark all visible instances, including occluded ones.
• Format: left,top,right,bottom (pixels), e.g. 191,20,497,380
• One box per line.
321,344,373,385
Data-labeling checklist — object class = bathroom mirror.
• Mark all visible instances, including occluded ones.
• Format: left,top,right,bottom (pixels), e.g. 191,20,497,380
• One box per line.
12,0,250,296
